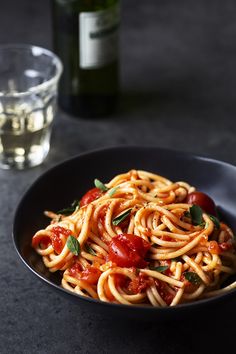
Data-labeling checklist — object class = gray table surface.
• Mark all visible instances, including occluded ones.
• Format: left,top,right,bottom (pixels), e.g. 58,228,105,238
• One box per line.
1,0,236,353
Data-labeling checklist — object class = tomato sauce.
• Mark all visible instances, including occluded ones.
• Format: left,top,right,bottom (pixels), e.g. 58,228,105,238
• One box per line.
98,205,108,226
79,267,102,285
155,279,174,305
104,281,115,301
69,262,101,285
208,240,221,255
51,226,71,254
219,242,233,252
69,262,83,276
32,225,71,253
32,234,50,248
128,273,152,294
161,235,172,242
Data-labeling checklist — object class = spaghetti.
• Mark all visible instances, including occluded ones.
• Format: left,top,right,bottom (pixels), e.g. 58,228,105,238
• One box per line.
32,170,236,306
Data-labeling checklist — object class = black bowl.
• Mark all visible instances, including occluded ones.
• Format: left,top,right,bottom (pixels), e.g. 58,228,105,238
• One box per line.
13,146,236,321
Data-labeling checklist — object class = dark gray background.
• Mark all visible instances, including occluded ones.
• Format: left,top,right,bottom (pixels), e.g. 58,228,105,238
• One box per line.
1,0,236,353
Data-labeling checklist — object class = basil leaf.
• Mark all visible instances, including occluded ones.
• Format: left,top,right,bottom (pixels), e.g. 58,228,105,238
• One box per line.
56,199,80,216
67,236,81,256
94,179,108,192
149,265,169,273
112,209,132,226
190,205,203,225
209,215,220,229
184,271,202,285
108,186,119,197
84,244,96,256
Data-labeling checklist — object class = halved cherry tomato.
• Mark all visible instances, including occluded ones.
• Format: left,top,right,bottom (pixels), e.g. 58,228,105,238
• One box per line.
80,187,103,207
108,233,150,268
186,191,217,216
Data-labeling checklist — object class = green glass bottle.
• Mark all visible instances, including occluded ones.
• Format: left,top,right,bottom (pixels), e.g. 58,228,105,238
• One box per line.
51,0,120,118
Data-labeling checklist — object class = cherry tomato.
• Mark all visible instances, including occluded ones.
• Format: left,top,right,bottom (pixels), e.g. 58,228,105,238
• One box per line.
32,225,71,253
69,262,83,276
80,187,103,207
51,226,71,254
186,191,217,216
108,233,150,268
51,235,63,254
69,263,101,285
79,267,102,285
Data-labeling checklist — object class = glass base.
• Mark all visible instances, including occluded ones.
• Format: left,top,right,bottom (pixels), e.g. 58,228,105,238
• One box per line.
0,143,50,170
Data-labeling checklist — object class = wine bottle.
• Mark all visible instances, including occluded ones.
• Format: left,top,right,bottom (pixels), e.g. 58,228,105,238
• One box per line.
51,0,120,118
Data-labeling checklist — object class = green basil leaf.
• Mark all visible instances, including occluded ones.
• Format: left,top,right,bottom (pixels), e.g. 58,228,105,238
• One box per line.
209,215,220,229
56,199,80,215
112,209,132,226
190,205,203,225
184,271,202,285
149,265,169,273
84,244,96,256
94,179,108,192
108,186,119,197
67,235,81,256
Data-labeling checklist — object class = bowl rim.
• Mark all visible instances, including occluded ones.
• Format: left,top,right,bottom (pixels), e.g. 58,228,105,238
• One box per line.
12,145,236,313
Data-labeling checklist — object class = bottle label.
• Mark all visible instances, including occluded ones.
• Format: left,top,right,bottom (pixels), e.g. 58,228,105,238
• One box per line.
79,4,119,69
